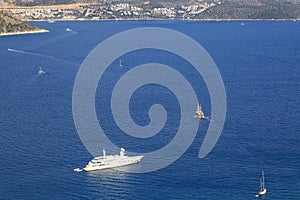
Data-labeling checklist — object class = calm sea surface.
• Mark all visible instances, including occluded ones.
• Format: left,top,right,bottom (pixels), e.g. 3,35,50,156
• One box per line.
0,20,299,199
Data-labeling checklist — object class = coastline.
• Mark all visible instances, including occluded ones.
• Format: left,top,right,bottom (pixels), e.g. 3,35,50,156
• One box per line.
0,18,297,37
0,29,49,36
27,18,299,22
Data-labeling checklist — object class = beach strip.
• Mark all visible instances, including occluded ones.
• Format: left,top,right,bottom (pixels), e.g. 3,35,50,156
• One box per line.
0,29,49,36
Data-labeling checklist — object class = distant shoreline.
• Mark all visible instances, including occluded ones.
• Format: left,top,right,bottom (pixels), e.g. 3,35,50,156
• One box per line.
27,18,299,22
0,29,49,36
0,18,297,37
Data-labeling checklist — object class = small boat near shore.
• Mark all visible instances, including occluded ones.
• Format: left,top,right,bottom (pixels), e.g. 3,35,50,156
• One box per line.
48,19,55,23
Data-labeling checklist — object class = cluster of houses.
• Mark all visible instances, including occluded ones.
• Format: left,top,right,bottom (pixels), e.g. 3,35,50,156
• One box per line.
8,2,220,20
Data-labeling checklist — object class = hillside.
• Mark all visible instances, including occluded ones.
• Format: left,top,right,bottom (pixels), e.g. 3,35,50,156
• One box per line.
5,0,195,6
0,11,48,36
8,0,300,6
2,0,300,20
197,0,300,19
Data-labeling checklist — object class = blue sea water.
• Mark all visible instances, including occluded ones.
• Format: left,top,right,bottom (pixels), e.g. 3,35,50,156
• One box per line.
0,20,299,199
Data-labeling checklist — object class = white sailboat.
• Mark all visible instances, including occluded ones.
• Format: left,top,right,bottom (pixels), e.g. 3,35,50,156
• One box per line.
38,67,45,75
195,104,205,119
257,170,267,196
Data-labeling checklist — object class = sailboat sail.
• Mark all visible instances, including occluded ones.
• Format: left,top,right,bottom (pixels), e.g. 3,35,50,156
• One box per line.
257,170,267,196
196,104,205,119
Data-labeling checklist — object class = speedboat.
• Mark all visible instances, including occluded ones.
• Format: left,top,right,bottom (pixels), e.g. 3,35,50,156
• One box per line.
73,168,82,172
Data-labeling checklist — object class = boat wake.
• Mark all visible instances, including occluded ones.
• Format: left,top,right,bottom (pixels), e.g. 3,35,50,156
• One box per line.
8,48,31,54
8,48,56,58
7,28,79,66
7,48,78,65
65,28,78,34
204,116,212,121
194,115,212,122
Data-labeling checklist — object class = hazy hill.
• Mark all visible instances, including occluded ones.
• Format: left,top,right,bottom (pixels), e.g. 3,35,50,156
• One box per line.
198,0,300,19
8,0,197,6
9,0,300,5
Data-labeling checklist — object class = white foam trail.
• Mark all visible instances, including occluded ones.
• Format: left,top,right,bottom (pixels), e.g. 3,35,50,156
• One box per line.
7,29,79,65
8,48,53,57
66,29,78,35
7,48,78,65
194,116,212,122
204,117,212,121
29,29,78,50
8,48,27,53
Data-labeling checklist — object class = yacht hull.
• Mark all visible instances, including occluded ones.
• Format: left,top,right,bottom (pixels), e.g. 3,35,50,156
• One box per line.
83,155,143,172
258,189,267,196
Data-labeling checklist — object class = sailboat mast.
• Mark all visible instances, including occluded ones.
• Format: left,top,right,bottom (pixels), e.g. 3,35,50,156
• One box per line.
257,170,267,196
262,171,265,189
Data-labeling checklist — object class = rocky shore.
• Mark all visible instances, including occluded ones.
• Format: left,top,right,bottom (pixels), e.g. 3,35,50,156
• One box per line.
0,11,48,36
0,29,48,36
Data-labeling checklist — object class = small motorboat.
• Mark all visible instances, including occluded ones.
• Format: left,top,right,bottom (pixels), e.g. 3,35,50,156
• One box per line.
73,168,83,172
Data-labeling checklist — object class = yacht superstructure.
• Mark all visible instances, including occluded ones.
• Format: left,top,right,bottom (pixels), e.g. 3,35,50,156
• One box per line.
83,148,143,172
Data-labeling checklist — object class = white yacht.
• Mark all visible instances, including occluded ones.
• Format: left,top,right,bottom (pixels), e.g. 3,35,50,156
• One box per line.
83,148,143,172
